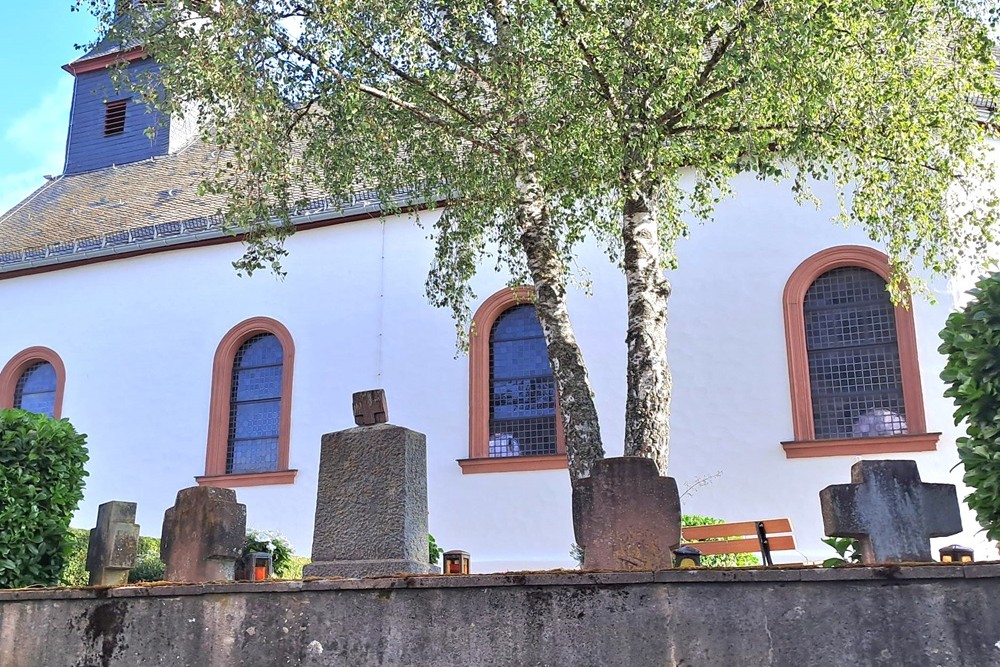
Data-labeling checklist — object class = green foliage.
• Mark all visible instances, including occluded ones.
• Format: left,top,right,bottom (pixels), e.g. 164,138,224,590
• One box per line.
939,273,1000,542
243,529,294,577
59,529,165,586
681,515,760,568
59,527,91,587
0,409,89,589
128,555,166,583
128,536,165,583
428,534,443,565
821,536,864,567
283,556,311,580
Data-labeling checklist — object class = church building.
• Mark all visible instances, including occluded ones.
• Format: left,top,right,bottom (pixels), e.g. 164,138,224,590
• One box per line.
0,18,996,570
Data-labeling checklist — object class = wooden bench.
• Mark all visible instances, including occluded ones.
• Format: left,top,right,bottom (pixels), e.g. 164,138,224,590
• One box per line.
681,518,796,566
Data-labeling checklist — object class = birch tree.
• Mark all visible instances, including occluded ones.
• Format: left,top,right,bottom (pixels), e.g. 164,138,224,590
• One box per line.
79,0,999,485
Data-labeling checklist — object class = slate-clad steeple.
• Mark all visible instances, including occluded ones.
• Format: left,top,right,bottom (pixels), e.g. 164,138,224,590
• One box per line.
61,3,170,175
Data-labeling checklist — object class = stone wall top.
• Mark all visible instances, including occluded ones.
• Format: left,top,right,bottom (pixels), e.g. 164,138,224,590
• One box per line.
1,562,997,602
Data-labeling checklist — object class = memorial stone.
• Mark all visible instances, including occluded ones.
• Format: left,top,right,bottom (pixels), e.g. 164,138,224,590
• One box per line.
85,501,140,586
572,457,682,570
160,486,247,582
820,459,962,563
304,391,432,578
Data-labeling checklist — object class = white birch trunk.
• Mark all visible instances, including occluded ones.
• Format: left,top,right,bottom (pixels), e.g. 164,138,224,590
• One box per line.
621,188,671,475
515,172,605,482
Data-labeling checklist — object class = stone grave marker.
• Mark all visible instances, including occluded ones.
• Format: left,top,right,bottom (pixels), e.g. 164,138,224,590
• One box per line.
304,390,432,578
353,388,388,426
86,501,140,586
160,486,247,582
820,459,962,564
572,457,681,570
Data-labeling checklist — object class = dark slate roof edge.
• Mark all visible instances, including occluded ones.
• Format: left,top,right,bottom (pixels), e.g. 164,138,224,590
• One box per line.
0,190,408,274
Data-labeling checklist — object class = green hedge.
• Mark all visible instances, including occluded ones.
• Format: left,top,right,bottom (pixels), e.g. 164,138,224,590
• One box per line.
940,273,1000,541
0,409,89,588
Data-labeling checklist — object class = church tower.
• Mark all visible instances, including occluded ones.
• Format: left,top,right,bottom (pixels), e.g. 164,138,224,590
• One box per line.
60,4,171,175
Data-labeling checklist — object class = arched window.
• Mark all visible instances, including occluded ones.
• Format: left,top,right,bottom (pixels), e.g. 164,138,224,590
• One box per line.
0,347,66,419
15,362,58,417
460,287,567,473
198,317,297,487
782,246,939,458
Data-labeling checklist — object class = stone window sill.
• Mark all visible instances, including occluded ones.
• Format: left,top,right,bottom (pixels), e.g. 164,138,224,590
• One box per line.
195,469,298,488
458,454,567,474
781,433,940,459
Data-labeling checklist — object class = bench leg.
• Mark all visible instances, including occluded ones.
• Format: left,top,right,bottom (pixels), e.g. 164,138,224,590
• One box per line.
755,521,773,566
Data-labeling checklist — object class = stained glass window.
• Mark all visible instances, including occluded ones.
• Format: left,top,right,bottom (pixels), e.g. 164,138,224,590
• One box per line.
804,267,907,440
488,305,557,457
227,333,283,474
13,361,57,418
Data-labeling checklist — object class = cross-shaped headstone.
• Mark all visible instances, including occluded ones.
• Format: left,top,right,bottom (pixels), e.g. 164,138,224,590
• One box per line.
160,486,247,582
353,389,388,426
86,501,140,586
819,460,962,563
572,457,681,570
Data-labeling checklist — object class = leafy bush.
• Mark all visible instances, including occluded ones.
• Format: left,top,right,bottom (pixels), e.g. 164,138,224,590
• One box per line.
940,273,1000,542
243,530,294,577
429,534,443,565
0,409,89,588
128,536,165,583
60,527,91,586
128,554,166,583
59,529,165,585
283,556,311,579
820,536,863,567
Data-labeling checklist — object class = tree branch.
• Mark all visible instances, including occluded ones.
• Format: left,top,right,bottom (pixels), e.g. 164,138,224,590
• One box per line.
546,0,620,113
656,0,767,128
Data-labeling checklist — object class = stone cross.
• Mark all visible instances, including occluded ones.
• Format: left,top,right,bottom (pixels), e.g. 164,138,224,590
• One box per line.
86,501,140,586
572,457,681,570
160,486,247,582
303,419,432,578
353,389,388,426
820,460,962,564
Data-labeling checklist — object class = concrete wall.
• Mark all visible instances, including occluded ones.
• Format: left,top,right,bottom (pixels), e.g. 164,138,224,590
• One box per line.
2,565,999,666
0,174,994,570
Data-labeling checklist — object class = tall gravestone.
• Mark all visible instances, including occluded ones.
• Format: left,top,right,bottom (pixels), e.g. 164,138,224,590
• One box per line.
304,390,433,578
820,459,962,564
160,486,247,582
573,457,682,570
86,501,140,586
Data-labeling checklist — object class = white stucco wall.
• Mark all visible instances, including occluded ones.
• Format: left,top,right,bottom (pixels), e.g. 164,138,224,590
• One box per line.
0,172,994,572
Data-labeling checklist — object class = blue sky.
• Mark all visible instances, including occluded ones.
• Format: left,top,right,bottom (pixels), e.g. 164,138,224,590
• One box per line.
0,2,99,213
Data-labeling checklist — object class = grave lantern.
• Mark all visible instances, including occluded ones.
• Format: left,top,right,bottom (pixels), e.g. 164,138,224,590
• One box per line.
673,546,702,568
938,544,974,563
250,552,274,580
443,550,470,574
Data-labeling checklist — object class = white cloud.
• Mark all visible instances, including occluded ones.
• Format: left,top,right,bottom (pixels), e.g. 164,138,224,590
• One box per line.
0,77,74,214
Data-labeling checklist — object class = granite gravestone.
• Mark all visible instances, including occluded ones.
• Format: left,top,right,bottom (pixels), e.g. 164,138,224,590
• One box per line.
304,391,432,578
820,460,962,563
573,457,681,570
86,501,140,586
160,486,247,582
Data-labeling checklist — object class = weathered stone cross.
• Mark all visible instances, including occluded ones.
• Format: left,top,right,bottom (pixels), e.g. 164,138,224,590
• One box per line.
160,486,247,582
819,460,962,563
353,389,388,426
86,500,139,586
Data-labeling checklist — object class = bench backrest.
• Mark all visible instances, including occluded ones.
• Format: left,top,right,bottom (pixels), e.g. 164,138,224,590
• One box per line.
681,518,795,556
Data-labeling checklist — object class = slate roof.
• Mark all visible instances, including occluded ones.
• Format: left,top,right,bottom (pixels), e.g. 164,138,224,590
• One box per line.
0,140,224,258
0,137,400,272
